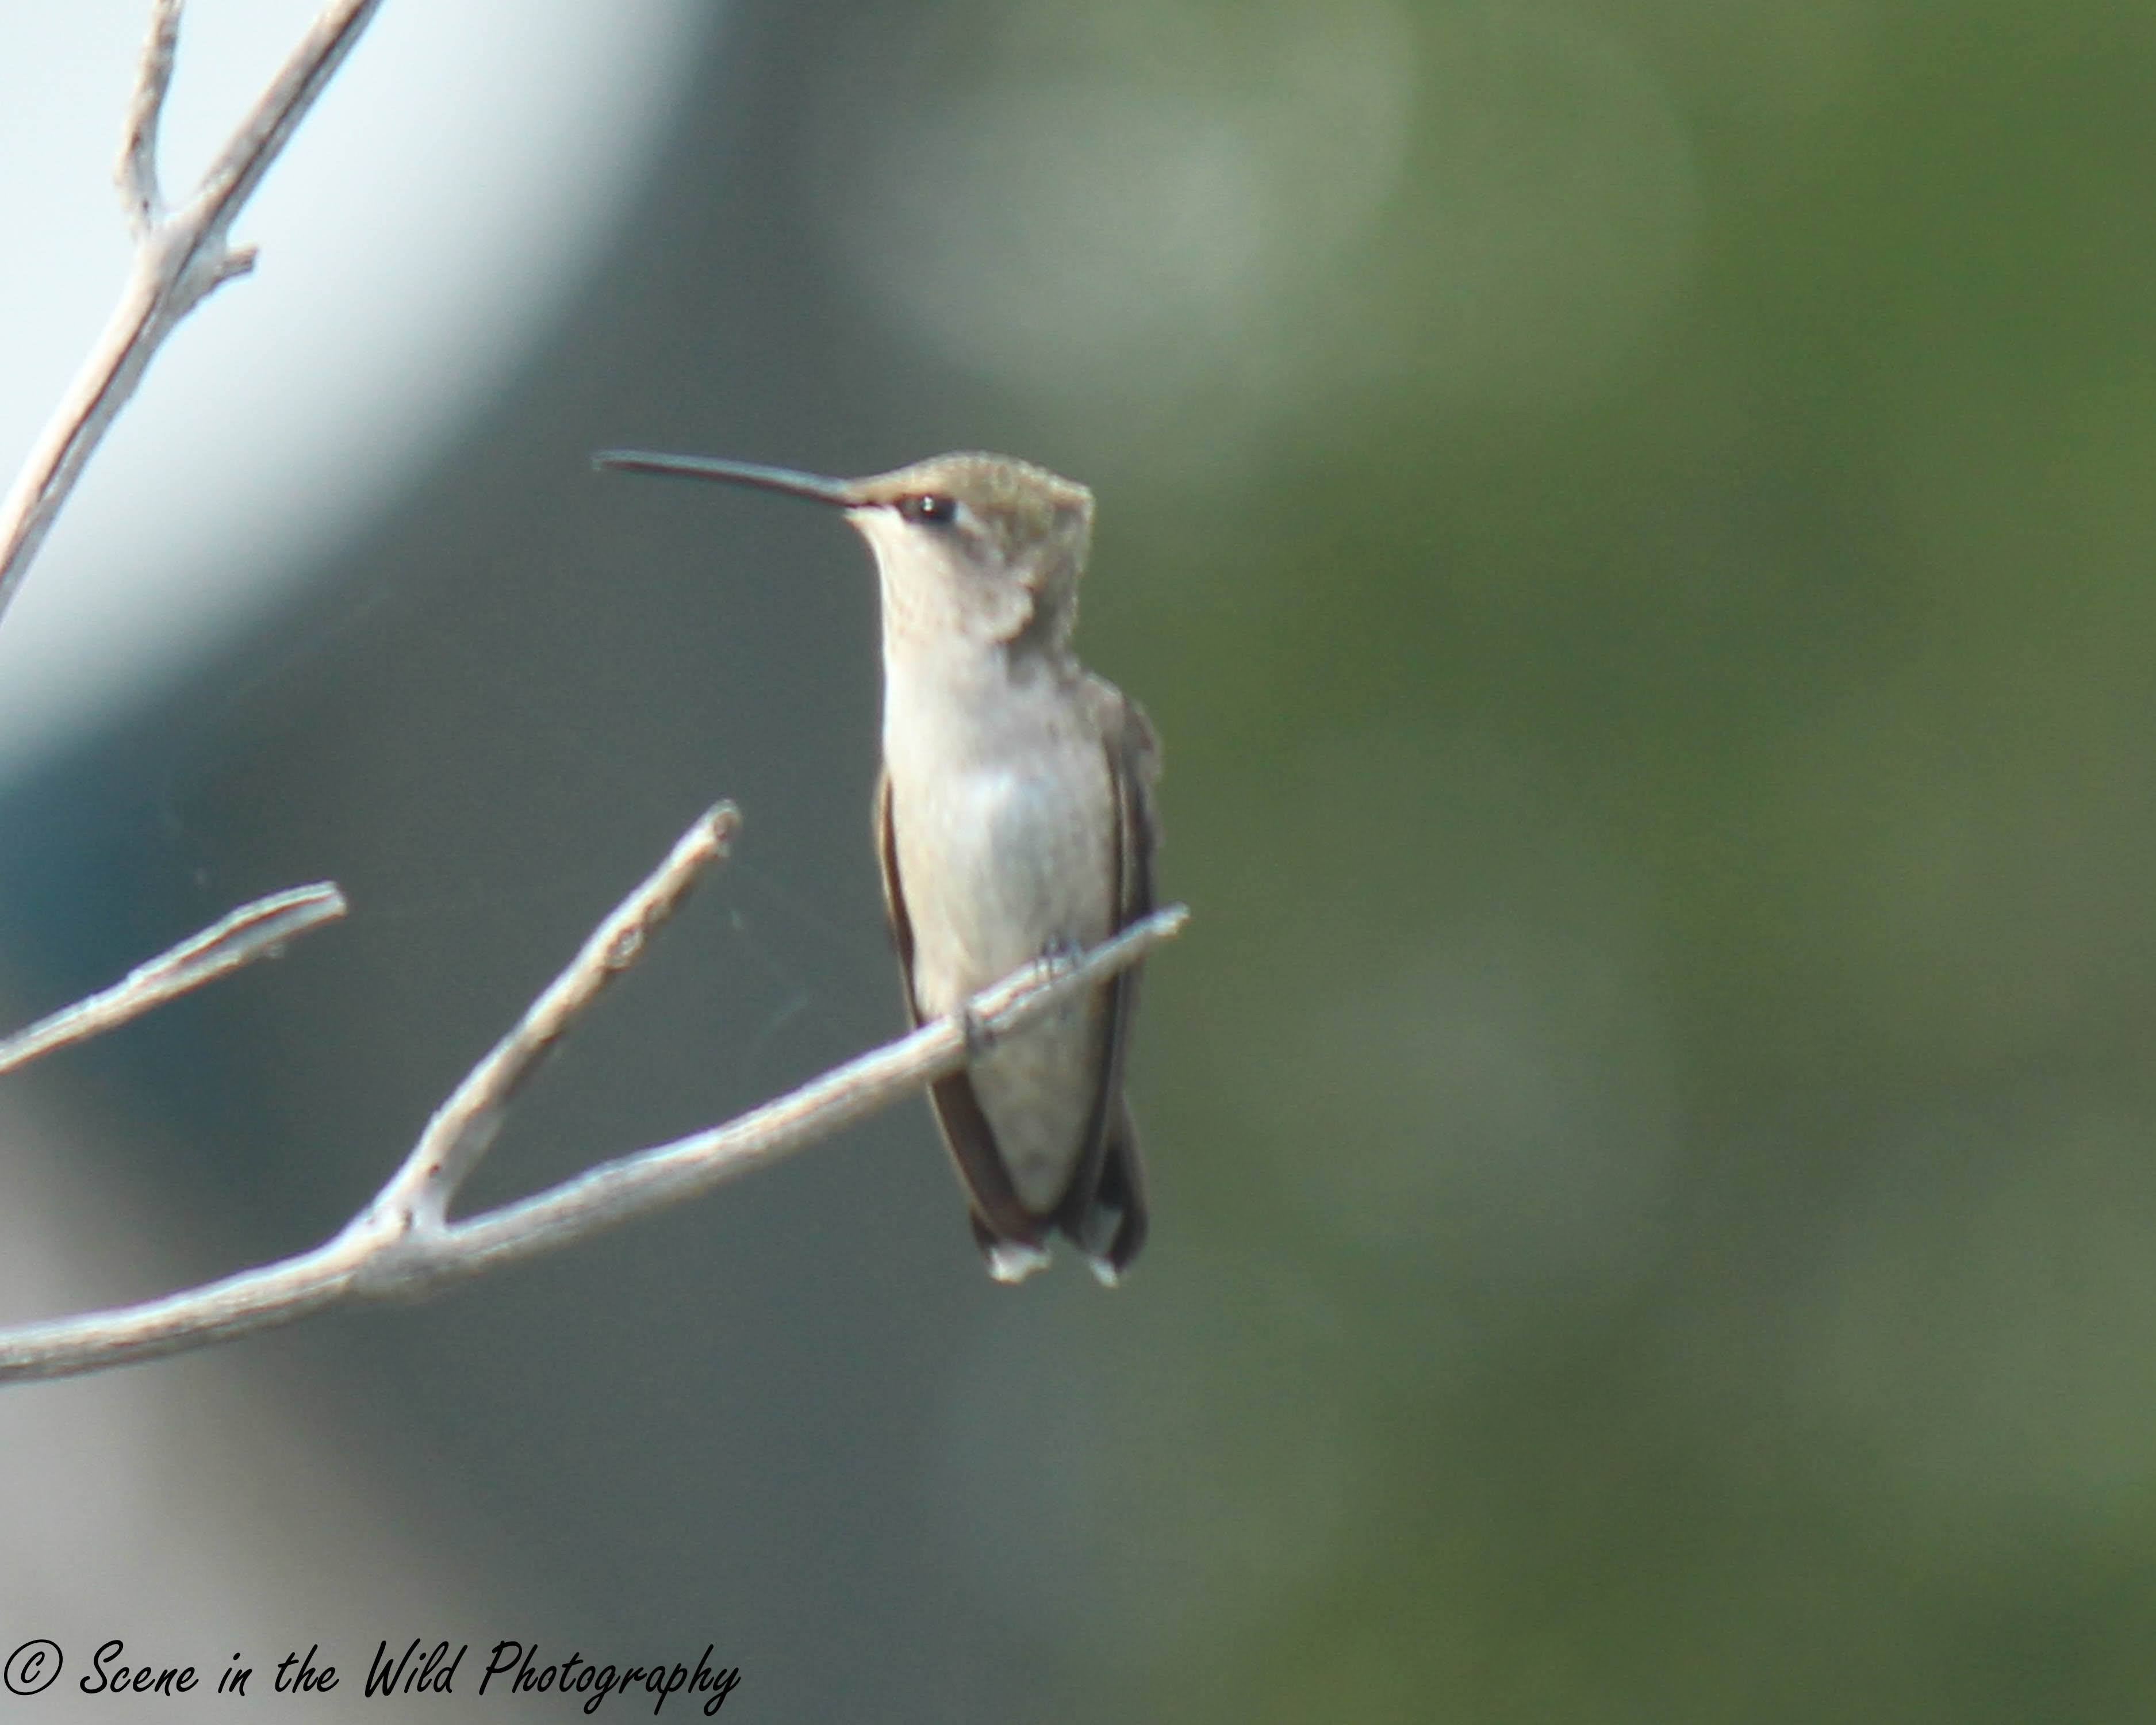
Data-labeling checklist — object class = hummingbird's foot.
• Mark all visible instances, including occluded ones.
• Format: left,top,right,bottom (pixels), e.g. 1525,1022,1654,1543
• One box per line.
958,1005,996,1062
1039,934,1084,969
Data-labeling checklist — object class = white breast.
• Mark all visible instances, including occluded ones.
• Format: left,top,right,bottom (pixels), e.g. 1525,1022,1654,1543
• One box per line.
883,643,1116,1002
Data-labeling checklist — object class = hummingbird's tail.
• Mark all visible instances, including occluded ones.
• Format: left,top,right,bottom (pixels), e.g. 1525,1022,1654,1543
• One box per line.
1067,1098,1148,1287
962,1101,1146,1286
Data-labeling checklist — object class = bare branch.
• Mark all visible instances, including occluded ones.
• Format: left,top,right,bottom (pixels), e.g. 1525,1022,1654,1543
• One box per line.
0,0,389,628
0,882,347,1076
0,805,1188,1385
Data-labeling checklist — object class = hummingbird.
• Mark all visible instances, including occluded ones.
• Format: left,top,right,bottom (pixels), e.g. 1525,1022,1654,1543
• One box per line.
595,446,1161,1284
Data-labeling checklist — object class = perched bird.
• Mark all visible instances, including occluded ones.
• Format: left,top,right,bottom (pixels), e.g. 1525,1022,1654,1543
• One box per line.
597,447,1160,1283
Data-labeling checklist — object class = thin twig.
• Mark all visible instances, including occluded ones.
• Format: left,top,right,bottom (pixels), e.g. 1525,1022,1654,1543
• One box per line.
0,882,347,1076
118,0,182,235
0,0,389,627
0,806,1188,1383
370,804,740,1232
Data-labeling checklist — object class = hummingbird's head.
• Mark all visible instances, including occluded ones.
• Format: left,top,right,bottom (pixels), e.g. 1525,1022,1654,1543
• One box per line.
846,453,1094,649
593,447,1095,650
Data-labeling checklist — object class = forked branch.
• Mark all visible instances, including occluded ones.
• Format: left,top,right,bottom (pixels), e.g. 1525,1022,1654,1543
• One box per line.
0,804,1189,1384
0,0,388,624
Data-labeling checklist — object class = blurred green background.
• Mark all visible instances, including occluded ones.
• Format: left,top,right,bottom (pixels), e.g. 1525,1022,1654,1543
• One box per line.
8,0,2156,1716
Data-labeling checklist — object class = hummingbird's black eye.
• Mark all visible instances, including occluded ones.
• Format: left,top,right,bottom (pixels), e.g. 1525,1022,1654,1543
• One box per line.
898,493,958,526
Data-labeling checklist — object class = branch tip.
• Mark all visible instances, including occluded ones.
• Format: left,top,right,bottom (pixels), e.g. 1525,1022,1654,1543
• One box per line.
212,245,259,288
117,0,184,233
0,880,348,1078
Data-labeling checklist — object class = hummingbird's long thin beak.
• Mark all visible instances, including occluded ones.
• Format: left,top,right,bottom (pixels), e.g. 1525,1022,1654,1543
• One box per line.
592,450,858,508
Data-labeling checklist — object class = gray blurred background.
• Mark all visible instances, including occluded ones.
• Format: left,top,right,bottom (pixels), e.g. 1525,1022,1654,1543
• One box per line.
6,0,2156,1717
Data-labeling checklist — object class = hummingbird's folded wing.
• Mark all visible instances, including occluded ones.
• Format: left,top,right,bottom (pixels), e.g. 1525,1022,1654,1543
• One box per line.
1053,680,1160,1277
